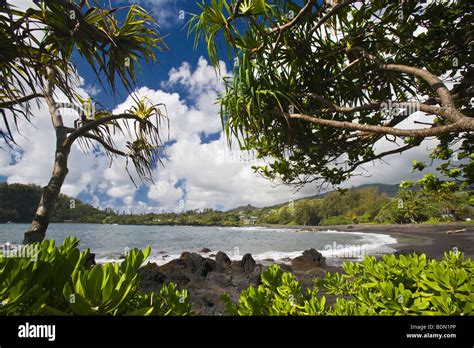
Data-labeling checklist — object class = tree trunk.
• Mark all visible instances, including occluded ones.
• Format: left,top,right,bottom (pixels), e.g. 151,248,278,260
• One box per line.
23,127,70,244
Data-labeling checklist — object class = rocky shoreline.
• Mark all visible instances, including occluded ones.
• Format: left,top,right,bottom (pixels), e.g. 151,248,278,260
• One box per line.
3,223,471,315
138,248,340,315
136,223,474,315
267,223,474,260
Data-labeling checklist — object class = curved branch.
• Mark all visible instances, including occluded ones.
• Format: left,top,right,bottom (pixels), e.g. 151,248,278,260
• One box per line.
308,0,358,36
81,132,127,157
270,0,316,34
287,112,470,137
349,47,460,117
349,137,424,172
299,92,442,115
64,113,146,148
381,64,456,109
425,85,474,105
0,93,44,109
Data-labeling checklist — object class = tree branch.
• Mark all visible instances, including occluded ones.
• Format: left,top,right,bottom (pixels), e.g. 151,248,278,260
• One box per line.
381,64,456,109
64,113,146,148
0,93,44,109
270,0,316,34
349,46,460,118
349,137,424,171
250,0,316,55
286,112,470,137
231,0,244,18
308,0,358,36
299,92,442,115
81,132,127,157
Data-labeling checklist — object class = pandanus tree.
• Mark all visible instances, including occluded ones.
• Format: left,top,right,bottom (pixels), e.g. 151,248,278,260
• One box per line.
189,0,473,191
0,0,168,243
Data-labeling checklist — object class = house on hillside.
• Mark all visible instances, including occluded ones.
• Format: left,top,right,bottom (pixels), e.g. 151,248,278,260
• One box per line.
239,214,258,225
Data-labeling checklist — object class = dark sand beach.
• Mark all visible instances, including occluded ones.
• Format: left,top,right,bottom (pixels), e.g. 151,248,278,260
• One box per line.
263,223,474,260
138,223,474,314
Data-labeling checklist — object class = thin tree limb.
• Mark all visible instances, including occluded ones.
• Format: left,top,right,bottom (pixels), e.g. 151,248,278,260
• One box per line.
0,93,44,109
81,132,127,157
287,112,470,137
299,92,442,115
64,113,148,147
349,46,460,117
269,0,316,34
308,0,359,36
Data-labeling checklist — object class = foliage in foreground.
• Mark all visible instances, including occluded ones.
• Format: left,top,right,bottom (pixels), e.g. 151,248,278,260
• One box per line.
222,252,473,316
0,237,191,315
2,237,472,316
3,183,471,228
189,0,473,193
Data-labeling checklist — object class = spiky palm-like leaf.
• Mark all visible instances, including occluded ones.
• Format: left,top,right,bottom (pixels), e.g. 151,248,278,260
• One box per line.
188,0,474,189
0,0,166,148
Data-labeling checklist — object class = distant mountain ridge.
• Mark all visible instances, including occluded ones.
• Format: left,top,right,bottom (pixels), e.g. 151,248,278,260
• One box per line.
0,182,400,223
0,183,108,223
227,183,400,213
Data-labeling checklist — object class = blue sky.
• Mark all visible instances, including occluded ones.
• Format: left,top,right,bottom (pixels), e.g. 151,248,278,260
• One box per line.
76,0,323,110
77,1,227,109
0,0,434,213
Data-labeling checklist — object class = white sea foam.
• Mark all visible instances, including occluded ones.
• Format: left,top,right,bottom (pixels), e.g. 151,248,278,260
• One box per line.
248,231,396,265
228,226,298,233
63,230,398,267
318,231,397,261
95,253,182,266
252,250,305,262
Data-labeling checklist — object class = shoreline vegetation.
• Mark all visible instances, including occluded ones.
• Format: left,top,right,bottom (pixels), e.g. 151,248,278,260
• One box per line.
1,188,472,315
2,222,472,261
1,183,472,227
1,235,472,315
0,0,472,324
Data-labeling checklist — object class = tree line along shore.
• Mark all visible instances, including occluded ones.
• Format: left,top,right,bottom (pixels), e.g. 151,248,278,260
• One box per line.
1,182,472,227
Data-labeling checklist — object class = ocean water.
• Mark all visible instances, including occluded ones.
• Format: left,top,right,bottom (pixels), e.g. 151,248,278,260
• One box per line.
0,224,397,266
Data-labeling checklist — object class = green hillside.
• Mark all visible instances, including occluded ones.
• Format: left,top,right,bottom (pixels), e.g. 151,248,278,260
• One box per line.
0,183,110,223
0,182,470,227
228,183,400,213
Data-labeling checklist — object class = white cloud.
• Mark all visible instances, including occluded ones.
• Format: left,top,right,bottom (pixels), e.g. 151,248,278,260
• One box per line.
107,185,136,199
163,57,227,96
148,179,184,207
0,56,445,215
117,0,186,29
82,84,101,96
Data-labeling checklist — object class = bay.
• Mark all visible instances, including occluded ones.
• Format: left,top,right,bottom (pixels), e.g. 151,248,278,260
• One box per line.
0,223,397,266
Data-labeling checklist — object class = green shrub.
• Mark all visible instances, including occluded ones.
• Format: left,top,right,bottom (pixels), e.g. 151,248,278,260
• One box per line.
422,217,444,224
0,237,191,315
319,216,352,226
322,251,473,315
0,237,88,314
221,265,325,315
222,252,473,316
